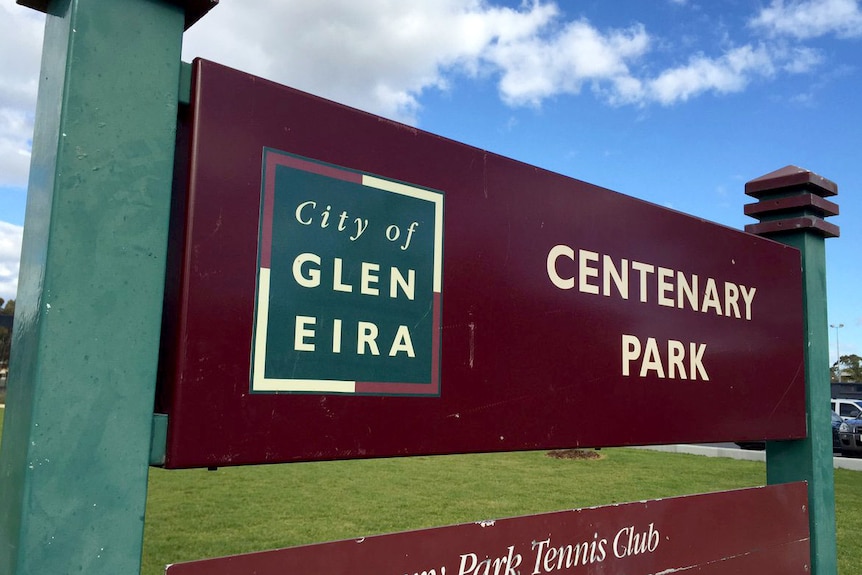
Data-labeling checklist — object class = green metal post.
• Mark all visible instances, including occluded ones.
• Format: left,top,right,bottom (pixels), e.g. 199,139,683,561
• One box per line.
744,166,839,575
0,1,213,573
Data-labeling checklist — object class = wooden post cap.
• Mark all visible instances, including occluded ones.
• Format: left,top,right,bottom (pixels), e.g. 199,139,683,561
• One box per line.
744,165,839,238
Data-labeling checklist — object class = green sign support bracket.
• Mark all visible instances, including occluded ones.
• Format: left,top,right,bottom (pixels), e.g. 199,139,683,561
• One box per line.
150,414,169,467
179,61,193,106
745,165,839,575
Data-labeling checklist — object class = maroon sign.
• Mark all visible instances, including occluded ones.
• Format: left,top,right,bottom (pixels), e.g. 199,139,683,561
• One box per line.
157,59,805,468
166,482,810,574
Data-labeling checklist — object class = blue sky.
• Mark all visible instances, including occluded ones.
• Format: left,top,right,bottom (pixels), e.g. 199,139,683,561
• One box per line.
1,0,860,368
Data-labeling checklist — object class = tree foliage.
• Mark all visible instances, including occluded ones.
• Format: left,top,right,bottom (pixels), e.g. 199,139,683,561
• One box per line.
0,299,13,372
832,354,862,383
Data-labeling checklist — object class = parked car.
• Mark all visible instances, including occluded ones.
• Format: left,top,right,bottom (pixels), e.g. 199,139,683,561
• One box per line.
831,411,844,451
736,411,844,452
838,414,862,457
831,398,862,420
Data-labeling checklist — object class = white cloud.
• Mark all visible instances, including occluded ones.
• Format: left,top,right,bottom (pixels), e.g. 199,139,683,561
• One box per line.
750,0,862,39
0,3,44,189
0,4,43,109
183,0,564,123
180,1,836,116
0,221,23,301
0,108,35,189
0,0,852,309
642,42,826,105
487,20,650,106
647,44,775,104
780,46,824,73
0,0,838,216
182,1,653,118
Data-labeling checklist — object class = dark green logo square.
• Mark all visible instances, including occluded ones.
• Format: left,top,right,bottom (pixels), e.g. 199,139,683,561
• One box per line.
251,150,443,395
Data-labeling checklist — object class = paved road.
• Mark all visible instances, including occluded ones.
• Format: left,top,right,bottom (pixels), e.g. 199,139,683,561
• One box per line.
638,443,862,472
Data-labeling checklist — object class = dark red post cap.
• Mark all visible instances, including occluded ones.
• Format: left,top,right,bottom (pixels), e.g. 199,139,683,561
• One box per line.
744,165,839,238
17,0,218,29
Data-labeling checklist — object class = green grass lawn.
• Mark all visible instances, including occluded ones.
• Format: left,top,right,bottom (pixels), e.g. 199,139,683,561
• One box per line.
143,448,768,572
0,407,859,573
142,449,862,575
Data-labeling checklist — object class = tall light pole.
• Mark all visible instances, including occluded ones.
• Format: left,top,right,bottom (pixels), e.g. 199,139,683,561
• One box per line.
830,323,844,382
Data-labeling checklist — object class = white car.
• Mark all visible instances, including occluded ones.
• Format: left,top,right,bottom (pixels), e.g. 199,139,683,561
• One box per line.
831,398,862,420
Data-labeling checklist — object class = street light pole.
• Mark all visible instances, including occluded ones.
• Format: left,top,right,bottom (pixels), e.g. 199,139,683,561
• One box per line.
830,323,844,382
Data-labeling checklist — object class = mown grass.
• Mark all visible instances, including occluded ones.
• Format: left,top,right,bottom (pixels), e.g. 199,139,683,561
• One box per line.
834,466,862,571
142,448,767,573
142,448,861,574
0,408,858,574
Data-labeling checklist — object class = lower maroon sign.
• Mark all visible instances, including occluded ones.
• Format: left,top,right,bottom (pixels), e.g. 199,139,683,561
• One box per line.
157,59,805,468
165,482,810,575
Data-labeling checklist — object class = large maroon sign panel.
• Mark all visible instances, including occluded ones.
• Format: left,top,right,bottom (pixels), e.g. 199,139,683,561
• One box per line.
166,482,810,574
157,59,805,468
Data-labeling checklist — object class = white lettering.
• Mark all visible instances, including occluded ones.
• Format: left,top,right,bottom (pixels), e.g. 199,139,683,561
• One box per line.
320,204,332,228
292,253,321,288
332,318,342,354
639,337,665,378
458,553,478,575
578,249,600,295
459,546,521,575
389,326,415,357
357,321,380,355
401,221,419,250
740,285,756,320
602,255,628,299
386,225,400,242
360,262,379,296
531,539,550,575
690,342,709,381
724,282,740,318
351,217,369,241
293,256,414,300
613,524,660,559
333,258,352,293
295,200,315,225
701,277,722,315
547,245,575,290
545,246,759,323
677,272,698,311
657,267,674,307
295,319,419,359
621,334,641,377
294,315,316,351
295,200,368,241
390,268,415,300
622,334,708,380
631,261,655,303
668,339,686,379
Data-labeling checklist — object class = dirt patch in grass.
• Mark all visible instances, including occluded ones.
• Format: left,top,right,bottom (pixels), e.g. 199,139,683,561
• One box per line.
546,449,603,461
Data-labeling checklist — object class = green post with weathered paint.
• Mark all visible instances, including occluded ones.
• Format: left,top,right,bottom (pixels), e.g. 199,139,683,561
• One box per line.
0,1,214,573
744,166,840,575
